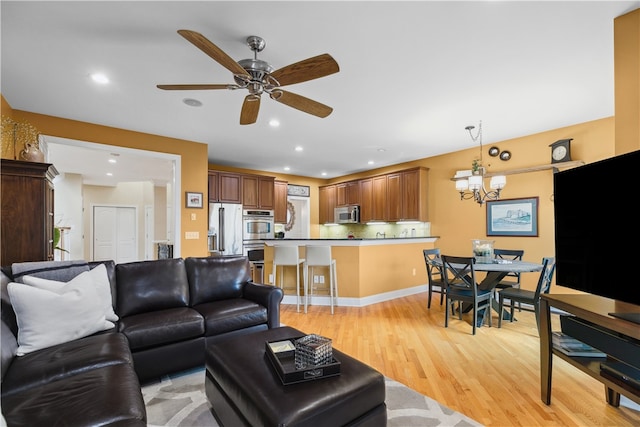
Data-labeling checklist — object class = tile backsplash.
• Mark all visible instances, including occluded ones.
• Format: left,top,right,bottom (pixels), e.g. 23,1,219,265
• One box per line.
319,222,431,239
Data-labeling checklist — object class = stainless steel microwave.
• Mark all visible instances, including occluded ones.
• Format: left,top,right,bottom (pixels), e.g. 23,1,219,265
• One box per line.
334,205,360,224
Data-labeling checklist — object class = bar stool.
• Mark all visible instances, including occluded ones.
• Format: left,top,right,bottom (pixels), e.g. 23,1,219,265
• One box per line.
304,245,338,314
272,245,305,312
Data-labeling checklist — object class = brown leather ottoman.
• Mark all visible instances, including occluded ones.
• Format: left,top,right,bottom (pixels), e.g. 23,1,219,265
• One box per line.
205,326,386,426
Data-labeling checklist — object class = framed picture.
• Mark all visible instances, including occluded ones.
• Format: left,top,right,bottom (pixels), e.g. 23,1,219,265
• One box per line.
287,184,310,197
185,191,203,208
486,197,538,237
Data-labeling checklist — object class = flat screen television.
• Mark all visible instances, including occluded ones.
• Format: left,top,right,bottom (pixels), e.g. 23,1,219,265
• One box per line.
553,150,640,314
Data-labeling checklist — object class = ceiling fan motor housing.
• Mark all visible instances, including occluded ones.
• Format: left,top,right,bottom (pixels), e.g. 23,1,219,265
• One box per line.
235,58,274,87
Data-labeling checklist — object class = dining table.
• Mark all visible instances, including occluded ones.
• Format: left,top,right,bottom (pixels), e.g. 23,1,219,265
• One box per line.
432,257,544,324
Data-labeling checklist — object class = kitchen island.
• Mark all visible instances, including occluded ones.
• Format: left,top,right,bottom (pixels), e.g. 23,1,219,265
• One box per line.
264,237,438,307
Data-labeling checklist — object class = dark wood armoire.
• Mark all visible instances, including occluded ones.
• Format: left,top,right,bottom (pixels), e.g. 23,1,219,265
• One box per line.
1,159,58,265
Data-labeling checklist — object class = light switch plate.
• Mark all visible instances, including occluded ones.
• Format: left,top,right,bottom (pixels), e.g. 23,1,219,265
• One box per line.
185,231,199,239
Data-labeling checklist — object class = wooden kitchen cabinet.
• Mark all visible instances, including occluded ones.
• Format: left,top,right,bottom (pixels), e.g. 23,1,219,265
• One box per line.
274,180,288,223
319,185,336,224
208,170,242,204
336,181,360,207
401,167,428,221
371,175,388,221
1,159,58,265
242,174,275,209
359,178,373,223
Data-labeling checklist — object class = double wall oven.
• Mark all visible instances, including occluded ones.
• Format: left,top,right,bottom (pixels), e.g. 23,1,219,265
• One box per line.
242,209,274,256
243,209,274,284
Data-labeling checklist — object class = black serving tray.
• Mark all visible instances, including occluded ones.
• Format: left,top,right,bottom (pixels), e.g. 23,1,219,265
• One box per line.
265,339,341,385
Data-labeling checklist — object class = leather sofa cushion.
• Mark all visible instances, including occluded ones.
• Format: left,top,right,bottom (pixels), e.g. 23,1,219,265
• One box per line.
1,332,131,397
119,307,205,351
185,256,250,306
194,299,268,336
116,258,190,317
1,363,146,427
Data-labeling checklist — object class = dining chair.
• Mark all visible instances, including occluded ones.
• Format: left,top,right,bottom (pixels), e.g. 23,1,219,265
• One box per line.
441,255,493,335
494,248,525,310
272,245,305,313
423,248,445,309
304,245,339,314
498,256,556,334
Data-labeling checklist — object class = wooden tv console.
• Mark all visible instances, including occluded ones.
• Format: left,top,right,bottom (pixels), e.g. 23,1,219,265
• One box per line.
540,293,640,407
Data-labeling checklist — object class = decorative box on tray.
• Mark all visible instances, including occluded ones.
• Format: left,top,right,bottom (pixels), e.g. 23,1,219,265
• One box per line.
266,334,341,385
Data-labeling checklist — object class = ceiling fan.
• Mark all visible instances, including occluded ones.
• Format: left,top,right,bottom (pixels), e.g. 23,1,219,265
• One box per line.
157,30,340,125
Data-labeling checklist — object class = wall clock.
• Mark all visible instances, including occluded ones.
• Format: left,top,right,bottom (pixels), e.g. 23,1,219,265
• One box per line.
549,139,572,164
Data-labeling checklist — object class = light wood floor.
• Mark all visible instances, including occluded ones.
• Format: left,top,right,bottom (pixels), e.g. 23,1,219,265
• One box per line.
280,293,640,426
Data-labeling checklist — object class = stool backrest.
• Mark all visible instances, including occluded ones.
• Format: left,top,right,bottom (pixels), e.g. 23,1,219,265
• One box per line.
305,246,332,266
273,246,301,265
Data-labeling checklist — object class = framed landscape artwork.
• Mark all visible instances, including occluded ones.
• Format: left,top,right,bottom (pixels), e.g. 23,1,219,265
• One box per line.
486,197,538,237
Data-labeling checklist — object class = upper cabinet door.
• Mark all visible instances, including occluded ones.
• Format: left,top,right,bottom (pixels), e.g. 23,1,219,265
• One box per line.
209,171,242,204
243,175,274,209
274,180,288,223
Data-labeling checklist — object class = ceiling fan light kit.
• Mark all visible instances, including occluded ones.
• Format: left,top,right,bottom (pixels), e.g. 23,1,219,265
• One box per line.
157,31,339,125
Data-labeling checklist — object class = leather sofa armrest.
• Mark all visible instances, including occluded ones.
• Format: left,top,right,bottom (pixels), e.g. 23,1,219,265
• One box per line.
243,282,284,328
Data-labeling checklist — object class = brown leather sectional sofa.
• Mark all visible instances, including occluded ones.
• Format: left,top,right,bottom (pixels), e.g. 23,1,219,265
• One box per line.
1,255,284,426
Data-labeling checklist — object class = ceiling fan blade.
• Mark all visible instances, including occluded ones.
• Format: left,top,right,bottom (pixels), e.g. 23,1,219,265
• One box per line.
240,95,261,125
270,54,339,87
270,90,333,118
177,29,249,78
156,84,231,90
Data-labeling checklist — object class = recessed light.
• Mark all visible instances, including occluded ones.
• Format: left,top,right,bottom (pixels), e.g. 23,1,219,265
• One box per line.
377,148,386,152
108,158,117,164
91,73,109,84
269,119,280,127
106,172,113,177
183,98,202,107
294,146,303,152
368,160,374,165
321,172,327,176
284,166,290,171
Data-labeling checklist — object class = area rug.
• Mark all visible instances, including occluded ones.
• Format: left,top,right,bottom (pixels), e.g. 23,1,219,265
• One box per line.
142,367,481,426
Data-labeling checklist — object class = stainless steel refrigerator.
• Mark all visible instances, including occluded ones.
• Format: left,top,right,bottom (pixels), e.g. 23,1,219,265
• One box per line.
208,203,243,255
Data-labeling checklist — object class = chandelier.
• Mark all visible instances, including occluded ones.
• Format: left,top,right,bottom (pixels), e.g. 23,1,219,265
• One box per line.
454,121,506,205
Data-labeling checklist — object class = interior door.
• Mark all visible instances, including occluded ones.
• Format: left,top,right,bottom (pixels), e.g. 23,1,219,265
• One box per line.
93,205,137,263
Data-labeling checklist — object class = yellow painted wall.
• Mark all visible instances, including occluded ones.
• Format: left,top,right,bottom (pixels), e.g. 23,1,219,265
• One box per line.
614,8,640,155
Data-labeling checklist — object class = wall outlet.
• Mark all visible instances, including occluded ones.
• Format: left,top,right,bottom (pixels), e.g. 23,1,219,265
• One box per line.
268,274,274,284
190,213,196,220
412,268,416,276
314,275,319,284
185,231,199,239
319,275,325,284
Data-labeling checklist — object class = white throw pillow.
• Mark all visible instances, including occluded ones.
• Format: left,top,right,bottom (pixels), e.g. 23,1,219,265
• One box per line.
23,263,118,322
8,273,114,355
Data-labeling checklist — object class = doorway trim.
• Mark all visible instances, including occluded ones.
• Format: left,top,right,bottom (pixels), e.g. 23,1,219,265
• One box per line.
42,135,182,258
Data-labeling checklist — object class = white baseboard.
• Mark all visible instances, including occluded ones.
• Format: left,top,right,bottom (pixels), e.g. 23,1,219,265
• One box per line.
281,284,429,308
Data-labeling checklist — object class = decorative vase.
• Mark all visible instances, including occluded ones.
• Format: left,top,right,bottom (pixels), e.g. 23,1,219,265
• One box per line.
472,239,494,264
20,143,45,162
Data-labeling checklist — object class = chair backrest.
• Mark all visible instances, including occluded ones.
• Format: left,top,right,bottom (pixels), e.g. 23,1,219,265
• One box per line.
273,246,302,265
441,255,477,295
423,248,443,284
534,257,556,299
305,246,332,266
494,248,525,281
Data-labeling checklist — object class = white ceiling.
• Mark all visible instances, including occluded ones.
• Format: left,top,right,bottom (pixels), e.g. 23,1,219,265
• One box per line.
2,1,638,184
